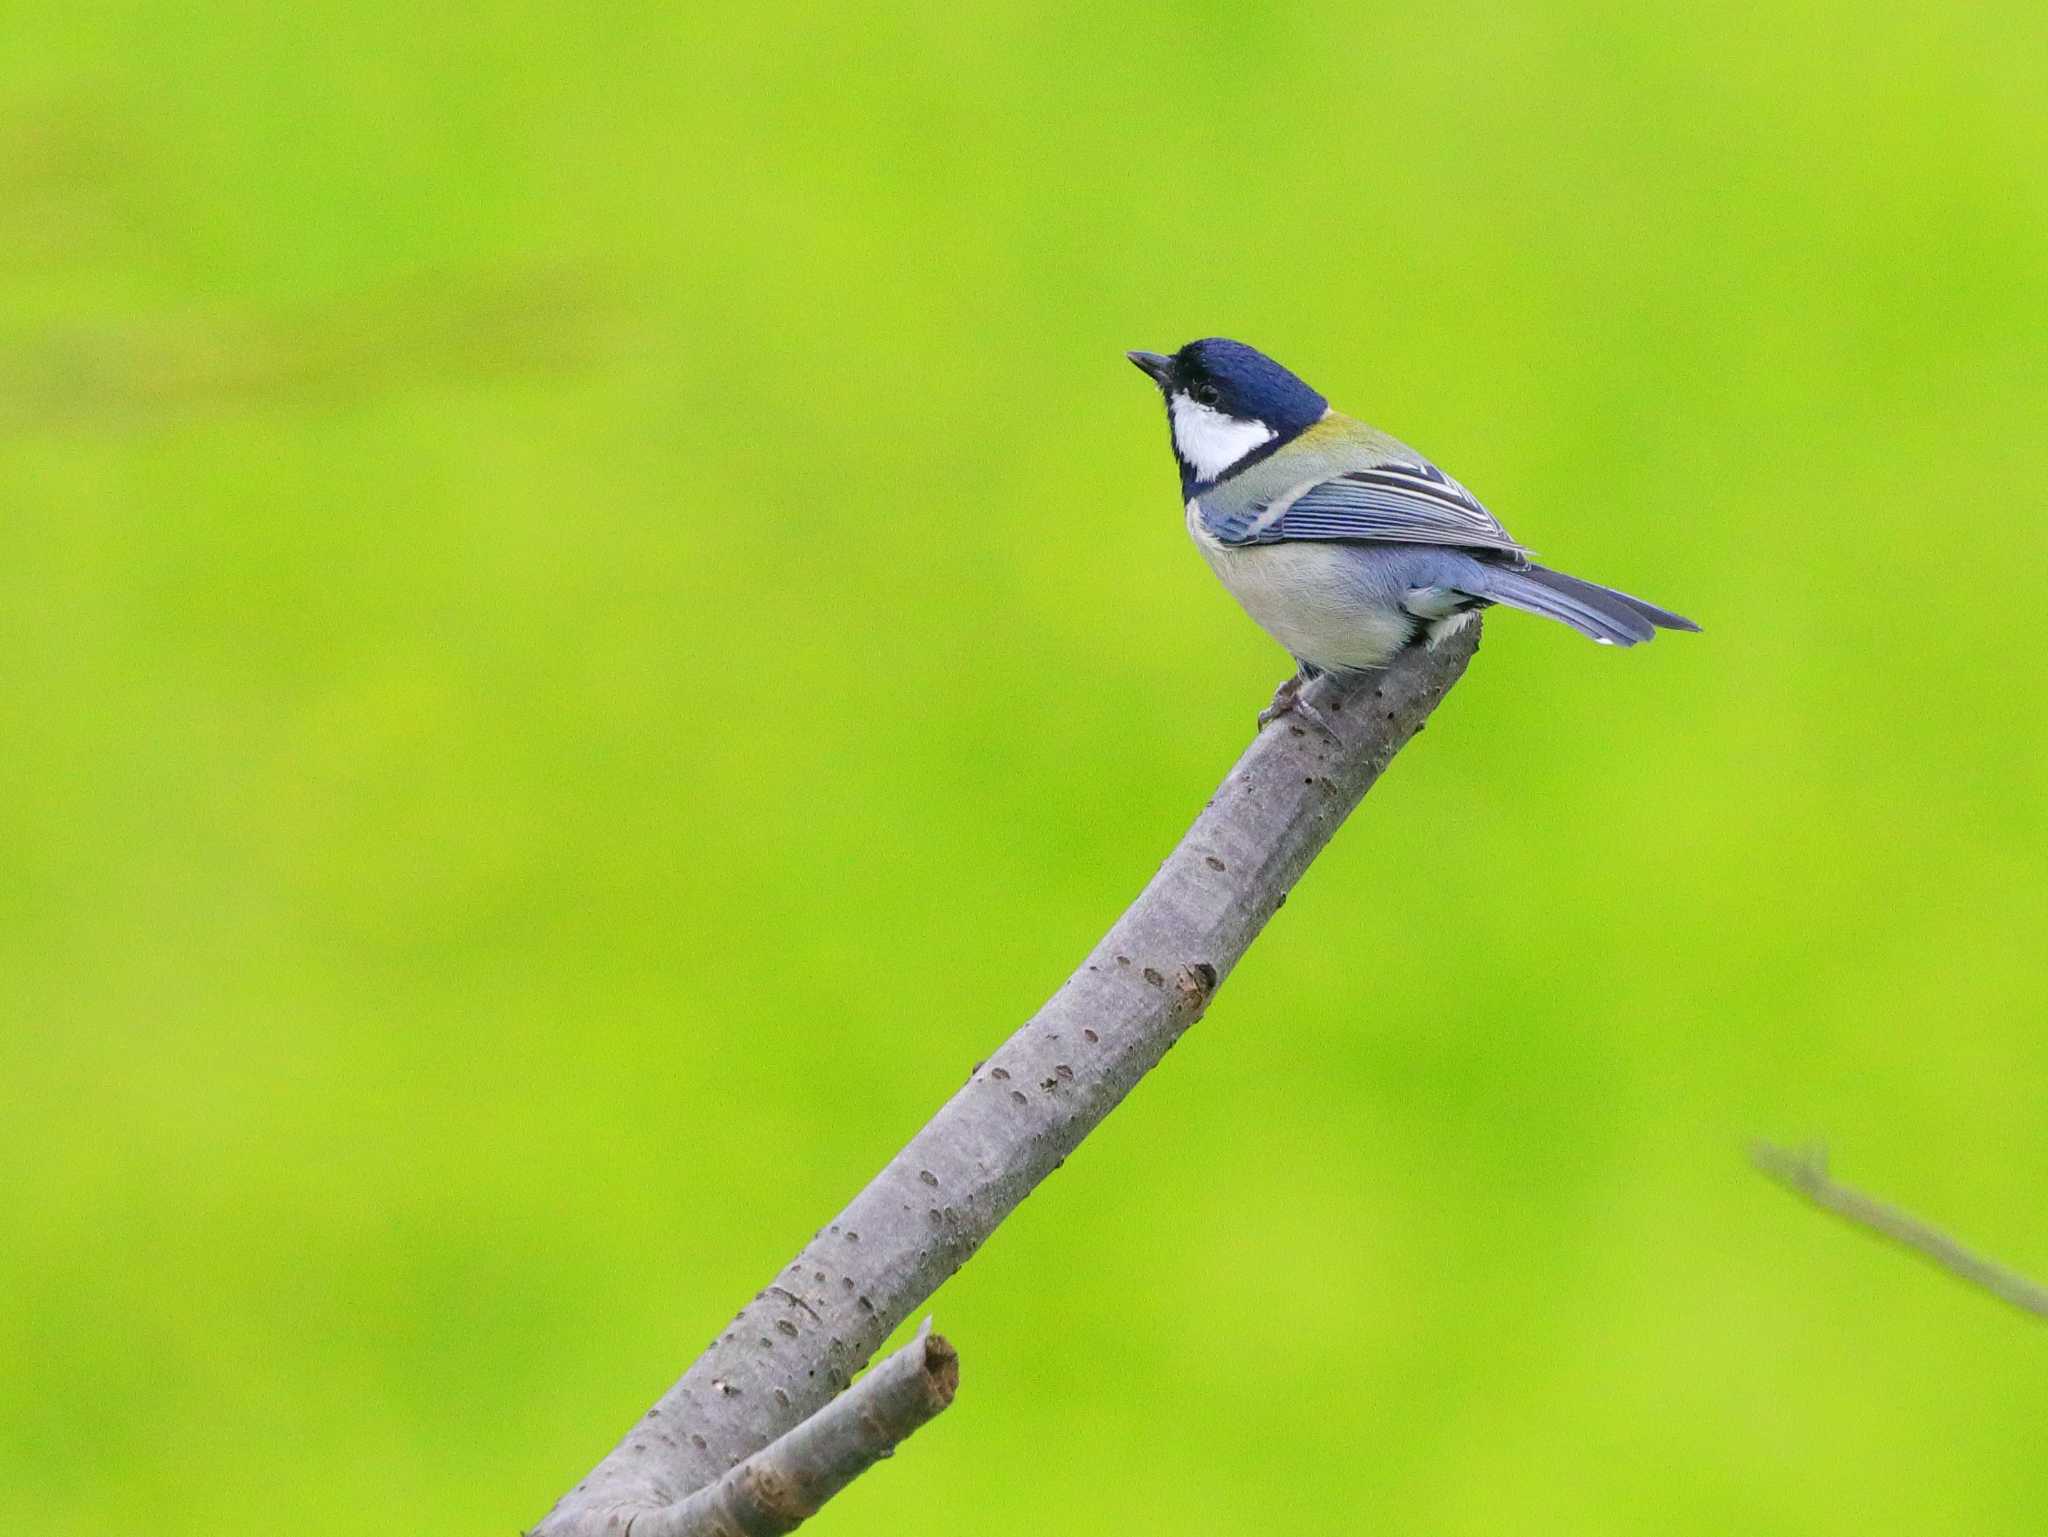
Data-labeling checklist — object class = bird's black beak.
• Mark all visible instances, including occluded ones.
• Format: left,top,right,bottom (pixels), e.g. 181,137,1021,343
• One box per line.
1126,350,1174,387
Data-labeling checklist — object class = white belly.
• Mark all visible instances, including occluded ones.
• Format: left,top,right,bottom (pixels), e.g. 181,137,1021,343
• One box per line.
1189,516,1411,672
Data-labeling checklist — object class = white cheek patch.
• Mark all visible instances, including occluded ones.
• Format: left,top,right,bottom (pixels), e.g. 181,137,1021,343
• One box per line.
1169,393,1275,481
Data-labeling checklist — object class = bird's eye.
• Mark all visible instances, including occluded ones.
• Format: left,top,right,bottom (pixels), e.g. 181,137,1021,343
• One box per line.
1193,383,1221,406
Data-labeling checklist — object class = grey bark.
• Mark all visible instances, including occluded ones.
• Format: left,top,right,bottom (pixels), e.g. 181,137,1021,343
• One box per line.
1752,1141,2048,1319
637,1321,959,1537
530,624,1481,1535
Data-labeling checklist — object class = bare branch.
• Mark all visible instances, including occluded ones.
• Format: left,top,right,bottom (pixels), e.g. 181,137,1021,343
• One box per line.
628,1321,959,1537
1751,1140,2048,1319
529,626,1482,1534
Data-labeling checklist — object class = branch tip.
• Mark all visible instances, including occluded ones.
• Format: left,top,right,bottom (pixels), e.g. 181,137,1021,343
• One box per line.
1751,1138,2048,1321
917,1324,959,1407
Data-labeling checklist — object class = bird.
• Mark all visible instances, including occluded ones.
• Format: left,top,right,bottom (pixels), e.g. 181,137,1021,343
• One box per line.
1127,338,1698,728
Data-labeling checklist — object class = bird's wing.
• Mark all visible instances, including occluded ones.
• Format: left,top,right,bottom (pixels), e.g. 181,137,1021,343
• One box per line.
1208,458,1530,556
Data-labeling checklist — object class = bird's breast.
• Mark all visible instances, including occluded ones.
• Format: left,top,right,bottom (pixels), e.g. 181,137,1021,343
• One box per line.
1184,503,1412,672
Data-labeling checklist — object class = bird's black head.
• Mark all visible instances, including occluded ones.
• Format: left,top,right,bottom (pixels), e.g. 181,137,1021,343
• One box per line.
1126,338,1328,491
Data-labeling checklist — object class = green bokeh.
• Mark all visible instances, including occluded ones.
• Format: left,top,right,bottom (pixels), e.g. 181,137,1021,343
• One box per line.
4,1,2044,1530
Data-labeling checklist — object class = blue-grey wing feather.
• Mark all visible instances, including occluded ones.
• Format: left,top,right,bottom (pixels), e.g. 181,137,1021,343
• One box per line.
1220,460,1529,556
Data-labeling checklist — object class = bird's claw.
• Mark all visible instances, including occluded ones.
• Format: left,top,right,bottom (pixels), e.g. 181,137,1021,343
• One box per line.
1257,674,1304,729
1259,674,1343,741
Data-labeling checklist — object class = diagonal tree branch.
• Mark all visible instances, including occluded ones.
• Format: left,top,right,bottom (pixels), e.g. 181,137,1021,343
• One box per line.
1751,1140,2048,1319
635,1321,959,1537
529,625,1482,1535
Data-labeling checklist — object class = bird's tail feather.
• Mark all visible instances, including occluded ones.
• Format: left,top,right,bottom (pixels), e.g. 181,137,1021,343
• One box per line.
1473,564,1700,647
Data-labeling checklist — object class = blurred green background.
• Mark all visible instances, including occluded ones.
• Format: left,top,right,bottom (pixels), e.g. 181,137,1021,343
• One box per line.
4,0,2045,1530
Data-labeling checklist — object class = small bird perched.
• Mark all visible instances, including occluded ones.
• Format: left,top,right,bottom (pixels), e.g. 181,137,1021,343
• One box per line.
1128,338,1698,727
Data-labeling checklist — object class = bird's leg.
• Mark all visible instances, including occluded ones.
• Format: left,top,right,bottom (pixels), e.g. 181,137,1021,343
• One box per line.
1258,672,1304,728
1258,665,1343,740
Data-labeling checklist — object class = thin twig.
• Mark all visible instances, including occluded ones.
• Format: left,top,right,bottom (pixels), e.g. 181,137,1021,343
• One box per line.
633,1321,959,1537
529,626,1482,1534
1750,1140,2048,1319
